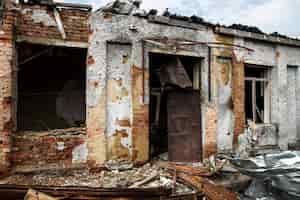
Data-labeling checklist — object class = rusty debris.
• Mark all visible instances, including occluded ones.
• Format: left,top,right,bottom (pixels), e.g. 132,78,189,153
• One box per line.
156,161,225,177
0,156,251,199
178,173,240,200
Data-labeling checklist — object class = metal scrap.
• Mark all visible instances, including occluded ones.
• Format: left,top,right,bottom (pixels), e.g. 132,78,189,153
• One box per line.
228,151,300,199
159,56,193,88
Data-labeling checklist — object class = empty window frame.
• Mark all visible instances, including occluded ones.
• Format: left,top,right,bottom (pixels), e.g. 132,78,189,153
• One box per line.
245,65,271,123
17,43,87,132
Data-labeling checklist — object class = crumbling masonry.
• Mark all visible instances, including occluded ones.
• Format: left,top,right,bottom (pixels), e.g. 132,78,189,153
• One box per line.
0,0,299,174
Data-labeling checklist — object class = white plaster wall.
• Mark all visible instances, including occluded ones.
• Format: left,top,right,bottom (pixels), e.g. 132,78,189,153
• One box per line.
275,46,300,148
216,58,234,152
88,12,214,160
89,11,300,156
106,43,132,155
297,68,300,139
287,67,297,139
244,40,276,66
234,39,300,150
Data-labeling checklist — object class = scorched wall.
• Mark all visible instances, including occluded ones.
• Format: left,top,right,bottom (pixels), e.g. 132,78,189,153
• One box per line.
1,0,300,173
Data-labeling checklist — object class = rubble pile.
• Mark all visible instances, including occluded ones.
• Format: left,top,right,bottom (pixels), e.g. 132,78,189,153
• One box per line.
7,150,300,200
13,150,300,200
0,156,250,199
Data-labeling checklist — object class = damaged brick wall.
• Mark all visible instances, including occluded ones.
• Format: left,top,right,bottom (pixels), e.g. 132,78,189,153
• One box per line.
17,4,89,42
0,3,91,172
0,1,17,172
4,0,300,172
232,53,245,148
131,65,149,164
203,105,218,158
11,130,87,172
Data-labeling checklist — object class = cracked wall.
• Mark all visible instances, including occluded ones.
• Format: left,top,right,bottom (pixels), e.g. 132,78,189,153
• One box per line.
88,12,213,164
1,1,300,172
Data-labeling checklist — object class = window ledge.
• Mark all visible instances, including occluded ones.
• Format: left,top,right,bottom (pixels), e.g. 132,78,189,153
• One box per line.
12,127,87,137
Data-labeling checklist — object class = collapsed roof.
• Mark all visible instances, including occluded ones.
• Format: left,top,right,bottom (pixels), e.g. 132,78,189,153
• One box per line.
96,0,298,42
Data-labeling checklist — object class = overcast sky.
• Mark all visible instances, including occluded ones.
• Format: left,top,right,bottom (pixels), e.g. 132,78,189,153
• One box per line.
66,0,300,37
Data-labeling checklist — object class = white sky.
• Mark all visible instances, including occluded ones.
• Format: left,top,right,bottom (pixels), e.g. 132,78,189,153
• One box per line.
66,0,300,37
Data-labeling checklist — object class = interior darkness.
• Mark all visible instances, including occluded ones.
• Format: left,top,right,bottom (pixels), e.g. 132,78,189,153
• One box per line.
149,52,201,157
17,43,86,131
0,1,4,25
245,80,253,121
245,66,267,123
245,67,266,78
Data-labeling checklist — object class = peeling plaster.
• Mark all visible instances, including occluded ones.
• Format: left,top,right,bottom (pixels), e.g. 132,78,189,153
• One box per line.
56,142,65,151
216,57,235,152
72,143,88,164
106,44,132,159
88,12,213,163
22,8,57,27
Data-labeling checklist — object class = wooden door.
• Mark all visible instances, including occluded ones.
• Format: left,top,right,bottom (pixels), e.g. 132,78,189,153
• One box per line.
167,90,202,162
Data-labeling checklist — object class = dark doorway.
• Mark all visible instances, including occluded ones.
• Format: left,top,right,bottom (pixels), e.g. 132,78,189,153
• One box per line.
149,53,202,162
17,43,86,131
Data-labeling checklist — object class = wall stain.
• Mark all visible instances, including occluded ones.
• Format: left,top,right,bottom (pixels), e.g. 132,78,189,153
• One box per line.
116,118,131,127
131,65,149,163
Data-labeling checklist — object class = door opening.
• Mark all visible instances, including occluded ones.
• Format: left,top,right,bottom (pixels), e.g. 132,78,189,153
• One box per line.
149,53,202,162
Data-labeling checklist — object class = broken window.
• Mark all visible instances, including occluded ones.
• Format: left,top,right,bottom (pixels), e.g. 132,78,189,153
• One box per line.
149,53,202,162
245,65,271,124
17,43,86,132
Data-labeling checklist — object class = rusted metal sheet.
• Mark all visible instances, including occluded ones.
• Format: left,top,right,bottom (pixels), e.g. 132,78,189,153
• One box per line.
160,57,192,88
167,90,202,162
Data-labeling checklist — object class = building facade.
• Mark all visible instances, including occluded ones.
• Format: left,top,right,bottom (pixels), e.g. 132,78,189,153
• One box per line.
0,0,299,173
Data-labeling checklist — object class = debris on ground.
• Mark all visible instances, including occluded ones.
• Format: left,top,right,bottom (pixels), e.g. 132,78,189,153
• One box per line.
178,173,240,200
24,189,57,200
0,154,254,199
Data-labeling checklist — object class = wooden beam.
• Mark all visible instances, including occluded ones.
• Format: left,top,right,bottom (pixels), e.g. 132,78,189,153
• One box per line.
16,36,88,48
245,77,269,82
53,8,66,40
54,2,92,11
0,184,172,199
24,189,57,200
178,173,239,200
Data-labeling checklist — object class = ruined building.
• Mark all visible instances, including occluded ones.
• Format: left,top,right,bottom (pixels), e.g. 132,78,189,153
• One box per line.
0,0,299,178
